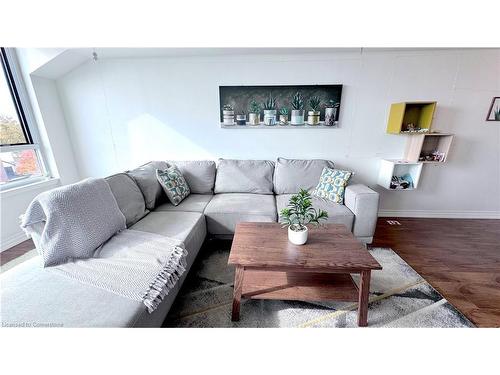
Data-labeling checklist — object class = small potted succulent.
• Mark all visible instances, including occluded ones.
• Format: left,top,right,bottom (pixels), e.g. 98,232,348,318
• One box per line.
222,104,234,125
262,93,277,126
279,107,289,125
248,100,261,125
325,100,340,126
279,189,328,245
236,112,246,125
290,91,305,125
307,96,322,125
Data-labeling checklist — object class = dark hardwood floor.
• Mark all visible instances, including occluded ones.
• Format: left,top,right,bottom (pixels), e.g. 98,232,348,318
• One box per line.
2,218,500,327
1,239,34,266
372,218,500,328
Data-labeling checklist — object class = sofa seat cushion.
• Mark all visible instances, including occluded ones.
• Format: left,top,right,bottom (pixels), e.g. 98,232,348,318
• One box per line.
130,212,206,254
204,193,277,235
0,257,146,327
214,159,275,194
106,173,149,227
155,194,213,213
276,194,354,231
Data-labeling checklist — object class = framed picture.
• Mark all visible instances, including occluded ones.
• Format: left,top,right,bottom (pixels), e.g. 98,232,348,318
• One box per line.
218,84,343,128
486,97,500,121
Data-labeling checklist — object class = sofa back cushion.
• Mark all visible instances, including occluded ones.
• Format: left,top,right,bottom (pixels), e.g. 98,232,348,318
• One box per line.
127,161,168,209
106,173,149,227
214,159,275,194
273,157,335,194
167,160,216,194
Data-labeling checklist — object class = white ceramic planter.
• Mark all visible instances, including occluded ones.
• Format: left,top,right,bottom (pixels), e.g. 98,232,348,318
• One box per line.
307,111,320,125
263,110,277,125
248,113,260,125
324,107,337,126
223,110,234,125
290,109,305,125
288,226,308,245
279,114,288,125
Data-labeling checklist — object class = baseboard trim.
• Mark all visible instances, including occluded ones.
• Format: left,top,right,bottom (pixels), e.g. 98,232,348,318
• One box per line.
378,210,500,219
1,231,29,252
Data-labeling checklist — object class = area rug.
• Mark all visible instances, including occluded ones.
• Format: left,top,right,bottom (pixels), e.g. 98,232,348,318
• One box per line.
163,240,474,328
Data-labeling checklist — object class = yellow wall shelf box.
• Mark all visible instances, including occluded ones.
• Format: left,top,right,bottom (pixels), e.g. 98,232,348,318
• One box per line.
386,101,437,134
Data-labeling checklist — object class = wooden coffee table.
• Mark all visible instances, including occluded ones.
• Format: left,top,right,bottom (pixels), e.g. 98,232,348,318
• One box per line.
228,222,382,327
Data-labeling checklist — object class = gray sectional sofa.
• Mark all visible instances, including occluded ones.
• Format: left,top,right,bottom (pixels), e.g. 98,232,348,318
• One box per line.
1,158,379,327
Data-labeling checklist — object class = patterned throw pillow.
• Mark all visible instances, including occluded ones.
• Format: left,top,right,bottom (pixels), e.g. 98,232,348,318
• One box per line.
312,167,352,204
156,166,191,206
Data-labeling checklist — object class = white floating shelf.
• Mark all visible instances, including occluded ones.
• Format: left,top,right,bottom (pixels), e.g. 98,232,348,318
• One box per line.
377,159,423,191
220,122,338,129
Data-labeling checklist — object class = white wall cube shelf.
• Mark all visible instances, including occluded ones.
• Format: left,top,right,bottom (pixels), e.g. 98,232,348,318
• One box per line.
377,159,423,190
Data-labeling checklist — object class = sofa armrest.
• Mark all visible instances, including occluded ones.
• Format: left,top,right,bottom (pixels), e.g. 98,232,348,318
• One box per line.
344,184,379,241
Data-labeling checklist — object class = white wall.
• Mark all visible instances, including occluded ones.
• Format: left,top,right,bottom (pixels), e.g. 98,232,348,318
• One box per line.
56,49,500,217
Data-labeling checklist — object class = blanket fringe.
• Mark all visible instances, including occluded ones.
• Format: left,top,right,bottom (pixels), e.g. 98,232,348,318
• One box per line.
141,245,187,313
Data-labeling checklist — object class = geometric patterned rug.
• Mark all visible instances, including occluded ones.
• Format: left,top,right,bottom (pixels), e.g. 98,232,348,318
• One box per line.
164,239,474,328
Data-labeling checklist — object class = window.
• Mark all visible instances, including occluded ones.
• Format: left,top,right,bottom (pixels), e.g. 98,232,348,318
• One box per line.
1,47,46,188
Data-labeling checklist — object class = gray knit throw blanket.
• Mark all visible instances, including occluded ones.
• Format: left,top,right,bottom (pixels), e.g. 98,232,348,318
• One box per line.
20,178,127,267
51,229,187,313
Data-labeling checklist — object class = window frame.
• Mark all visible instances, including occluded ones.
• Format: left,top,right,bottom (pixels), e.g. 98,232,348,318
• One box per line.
1,47,49,190
1,47,33,146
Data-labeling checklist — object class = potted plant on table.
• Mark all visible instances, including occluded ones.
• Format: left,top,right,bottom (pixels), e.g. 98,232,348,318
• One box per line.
222,104,234,125
262,93,277,125
279,189,328,245
290,91,305,125
325,100,340,126
307,96,322,125
248,100,261,125
279,107,289,125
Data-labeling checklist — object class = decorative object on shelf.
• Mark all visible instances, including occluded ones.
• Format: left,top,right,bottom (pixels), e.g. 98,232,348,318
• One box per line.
325,100,340,126
390,174,413,190
219,85,342,128
279,107,289,125
236,113,246,125
279,189,328,245
486,97,500,121
307,96,322,125
404,123,428,133
419,150,445,162
386,102,436,134
378,159,423,190
248,100,261,125
404,132,454,163
290,91,305,125
263,93,277,126
222,104,234,125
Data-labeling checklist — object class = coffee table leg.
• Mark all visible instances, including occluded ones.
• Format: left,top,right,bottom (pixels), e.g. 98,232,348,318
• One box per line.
358,270,371,327
231,265,244,321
